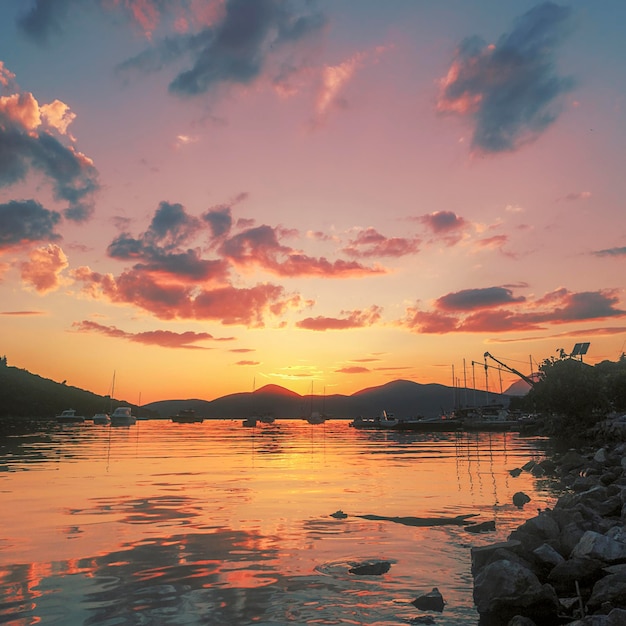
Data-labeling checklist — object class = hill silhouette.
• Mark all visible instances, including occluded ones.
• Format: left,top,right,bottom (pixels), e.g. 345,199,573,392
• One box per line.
0,363,146,422
144,378,512,420
0,362,516,422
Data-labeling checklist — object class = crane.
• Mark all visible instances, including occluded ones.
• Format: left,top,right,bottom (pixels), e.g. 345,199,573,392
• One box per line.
483,352,537,388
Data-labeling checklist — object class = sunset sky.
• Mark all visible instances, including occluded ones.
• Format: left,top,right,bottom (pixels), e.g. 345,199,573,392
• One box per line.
1,0,625,404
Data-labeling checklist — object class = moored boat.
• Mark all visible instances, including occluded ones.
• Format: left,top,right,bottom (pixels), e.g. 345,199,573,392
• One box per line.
110,406,137,426
350,411,463,432
55,409,85,424
92,412,110,425
171,409,203,423
350,411,398,429
306,411,326,425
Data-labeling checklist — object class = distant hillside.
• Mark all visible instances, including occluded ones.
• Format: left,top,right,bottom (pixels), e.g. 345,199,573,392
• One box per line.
0,363,147,420
0,363,512,422
144,379,511,420
504,379,532,396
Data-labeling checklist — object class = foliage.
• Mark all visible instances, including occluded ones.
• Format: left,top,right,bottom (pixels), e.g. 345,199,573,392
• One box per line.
519,353,626,433
0,365,150,420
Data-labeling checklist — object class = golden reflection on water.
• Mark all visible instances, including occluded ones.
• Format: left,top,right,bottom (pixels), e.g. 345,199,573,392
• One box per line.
0,420,558,625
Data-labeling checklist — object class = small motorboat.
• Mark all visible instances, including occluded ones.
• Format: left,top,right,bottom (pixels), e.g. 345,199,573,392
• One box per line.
55,409,85,424
92,413,110,425
110,406,137,426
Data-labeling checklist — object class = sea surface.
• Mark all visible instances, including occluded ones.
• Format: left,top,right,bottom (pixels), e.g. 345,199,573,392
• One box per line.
0,419,561,625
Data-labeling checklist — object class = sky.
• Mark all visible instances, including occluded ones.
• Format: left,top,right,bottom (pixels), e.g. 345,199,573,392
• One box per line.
1,0,625,405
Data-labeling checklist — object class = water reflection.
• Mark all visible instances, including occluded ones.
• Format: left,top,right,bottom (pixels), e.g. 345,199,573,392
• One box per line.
0,420,558,625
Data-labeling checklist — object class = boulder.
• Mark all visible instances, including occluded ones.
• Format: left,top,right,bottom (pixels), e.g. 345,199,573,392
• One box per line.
471,540,522,575
348,561,391,576
559,450,587,472
532,543,565,568
547,557,604,594
587,571,626,612
411,587,444,612
571,530,626,563
507,617,537,625
513,492,531,508
473,559,559,624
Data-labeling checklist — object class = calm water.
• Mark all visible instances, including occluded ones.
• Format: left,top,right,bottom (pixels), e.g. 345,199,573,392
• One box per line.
0,419,560,625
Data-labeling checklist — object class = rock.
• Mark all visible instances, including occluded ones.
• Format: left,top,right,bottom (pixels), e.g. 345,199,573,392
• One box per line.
538,459,557,474
510,468,523,477
531,464,546,477
507,617,537,626
559,450,587,472
566,616,609,625
473,559,559,624
547,557,604,594
532,543,565,568
471,540,522,575
572,476,601,492
348,561,391,576
465,520,496,533
409,617,435,625
587,571,626,611
571,530,626,563
594,448,609,464
607,608,626,625
411,587,444,612
522,460,536,472
330,510,347,519
513,492,531,508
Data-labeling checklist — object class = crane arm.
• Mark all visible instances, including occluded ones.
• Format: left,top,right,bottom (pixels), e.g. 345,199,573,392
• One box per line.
483,352,536,387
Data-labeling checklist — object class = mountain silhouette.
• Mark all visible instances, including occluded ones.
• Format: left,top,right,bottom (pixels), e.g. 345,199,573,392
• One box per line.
0,362,516,421
144,378,511,420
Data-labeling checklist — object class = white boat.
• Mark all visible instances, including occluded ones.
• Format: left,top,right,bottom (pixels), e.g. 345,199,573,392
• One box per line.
110,406,137,426
92,412,110,425
55,409,85,424
350,410,397,429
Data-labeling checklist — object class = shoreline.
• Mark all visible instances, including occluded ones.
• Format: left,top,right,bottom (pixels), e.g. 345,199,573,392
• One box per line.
471,421,626,625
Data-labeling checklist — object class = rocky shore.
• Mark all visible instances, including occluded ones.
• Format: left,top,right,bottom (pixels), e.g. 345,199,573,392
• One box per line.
471,422,626,625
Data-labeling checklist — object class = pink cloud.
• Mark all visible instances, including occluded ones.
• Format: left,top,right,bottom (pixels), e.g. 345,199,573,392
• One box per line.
72,320,217,348
342,227,420,258
335,366,370,374
71,266,302,327
222,224,384,277
296,306,382,331
416,211,468,246
20,244,68,293
400,287,626,334
400,308,459,334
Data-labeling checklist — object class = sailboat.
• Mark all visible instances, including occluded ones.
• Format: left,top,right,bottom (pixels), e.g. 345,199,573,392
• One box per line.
108,372,137,426
245,377,275,426
305,381,326,424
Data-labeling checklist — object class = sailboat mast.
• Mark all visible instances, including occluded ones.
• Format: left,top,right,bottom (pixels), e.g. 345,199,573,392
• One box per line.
110,370,116,413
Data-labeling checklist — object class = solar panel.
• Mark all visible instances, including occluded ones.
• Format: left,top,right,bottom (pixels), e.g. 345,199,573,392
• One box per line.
571,342,590,356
